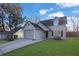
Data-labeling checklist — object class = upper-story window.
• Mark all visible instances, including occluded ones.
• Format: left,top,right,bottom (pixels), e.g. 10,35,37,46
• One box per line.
59,20,65,25
54,19,59,26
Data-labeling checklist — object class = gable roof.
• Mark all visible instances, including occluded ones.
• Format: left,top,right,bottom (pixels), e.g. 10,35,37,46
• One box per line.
40,16,67,26
40,19,53,26
38,22,52,31
22,21,44,31
30,22,44,31
55,16,67,24
11,27,22,34
23,17,67,32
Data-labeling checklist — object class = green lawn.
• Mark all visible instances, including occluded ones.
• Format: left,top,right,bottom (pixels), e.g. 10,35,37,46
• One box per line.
4,37,79,56
0,40,8,44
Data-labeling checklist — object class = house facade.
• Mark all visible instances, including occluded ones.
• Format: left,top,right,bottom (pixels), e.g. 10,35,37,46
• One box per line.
0,17,67,40
23,17,67,40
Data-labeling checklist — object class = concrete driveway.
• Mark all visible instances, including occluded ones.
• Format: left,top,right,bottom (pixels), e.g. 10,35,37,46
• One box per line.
0,39,43,55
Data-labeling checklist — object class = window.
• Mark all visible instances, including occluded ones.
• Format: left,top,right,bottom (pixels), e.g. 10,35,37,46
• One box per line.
59,20,65,25
52,31,53,36
61,31,63,37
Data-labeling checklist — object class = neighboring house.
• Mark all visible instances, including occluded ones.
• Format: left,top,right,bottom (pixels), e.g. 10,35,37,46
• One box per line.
23,17,67,40
0,27,23,39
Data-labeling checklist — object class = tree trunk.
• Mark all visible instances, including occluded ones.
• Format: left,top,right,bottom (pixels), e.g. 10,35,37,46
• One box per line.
9,18,11,31
2,17,5,31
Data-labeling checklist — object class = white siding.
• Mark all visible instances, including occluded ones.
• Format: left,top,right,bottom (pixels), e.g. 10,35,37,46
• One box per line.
48,25,66,39
61,30,66,39
54,19,59,26
14,29,24,39
48,31,54,38
48,25,66,31
24,22,35,30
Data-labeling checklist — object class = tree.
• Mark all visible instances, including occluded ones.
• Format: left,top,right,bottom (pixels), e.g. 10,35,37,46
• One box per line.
0,7,5,31
68,16,79,32
0,3,24,31
26,15,40,23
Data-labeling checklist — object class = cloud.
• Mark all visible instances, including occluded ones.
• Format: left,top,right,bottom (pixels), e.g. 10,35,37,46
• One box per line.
39,9,48,15
48,11,64,18
56,3,79,8
39,8,53,15
72,10,79,13
49,8,53,10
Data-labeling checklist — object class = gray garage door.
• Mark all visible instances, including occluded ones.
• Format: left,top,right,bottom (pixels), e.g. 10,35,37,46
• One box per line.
24,30,34,39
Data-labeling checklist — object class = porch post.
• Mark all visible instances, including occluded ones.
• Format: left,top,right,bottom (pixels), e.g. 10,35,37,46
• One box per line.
33,29,35,40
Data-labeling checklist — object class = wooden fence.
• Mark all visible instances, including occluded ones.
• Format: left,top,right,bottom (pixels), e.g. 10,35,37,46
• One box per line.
66,32,79,37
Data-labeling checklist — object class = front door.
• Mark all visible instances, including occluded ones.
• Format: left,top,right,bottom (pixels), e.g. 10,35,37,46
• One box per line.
46,31,48,38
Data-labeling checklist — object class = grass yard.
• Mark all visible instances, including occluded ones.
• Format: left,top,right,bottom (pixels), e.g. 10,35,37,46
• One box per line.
0,39,8,44
4,37,79,56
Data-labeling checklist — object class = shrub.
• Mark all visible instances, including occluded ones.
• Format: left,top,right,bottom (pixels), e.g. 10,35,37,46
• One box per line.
7,35,14,41
7,35,18,41
32,39,36,41
54,36,61,40
14,35,18,39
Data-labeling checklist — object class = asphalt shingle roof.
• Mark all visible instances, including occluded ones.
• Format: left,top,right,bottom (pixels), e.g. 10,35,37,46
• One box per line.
40,19,53,26
30,22,44,31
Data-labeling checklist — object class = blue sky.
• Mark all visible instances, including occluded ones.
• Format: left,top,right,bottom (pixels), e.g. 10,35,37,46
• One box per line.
20,3,79,20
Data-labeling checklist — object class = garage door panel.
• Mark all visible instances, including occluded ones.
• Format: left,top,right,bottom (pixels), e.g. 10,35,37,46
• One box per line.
24,30,34,39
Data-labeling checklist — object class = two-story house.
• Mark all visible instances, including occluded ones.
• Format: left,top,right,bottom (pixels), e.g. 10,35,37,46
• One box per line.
23,17,67,40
